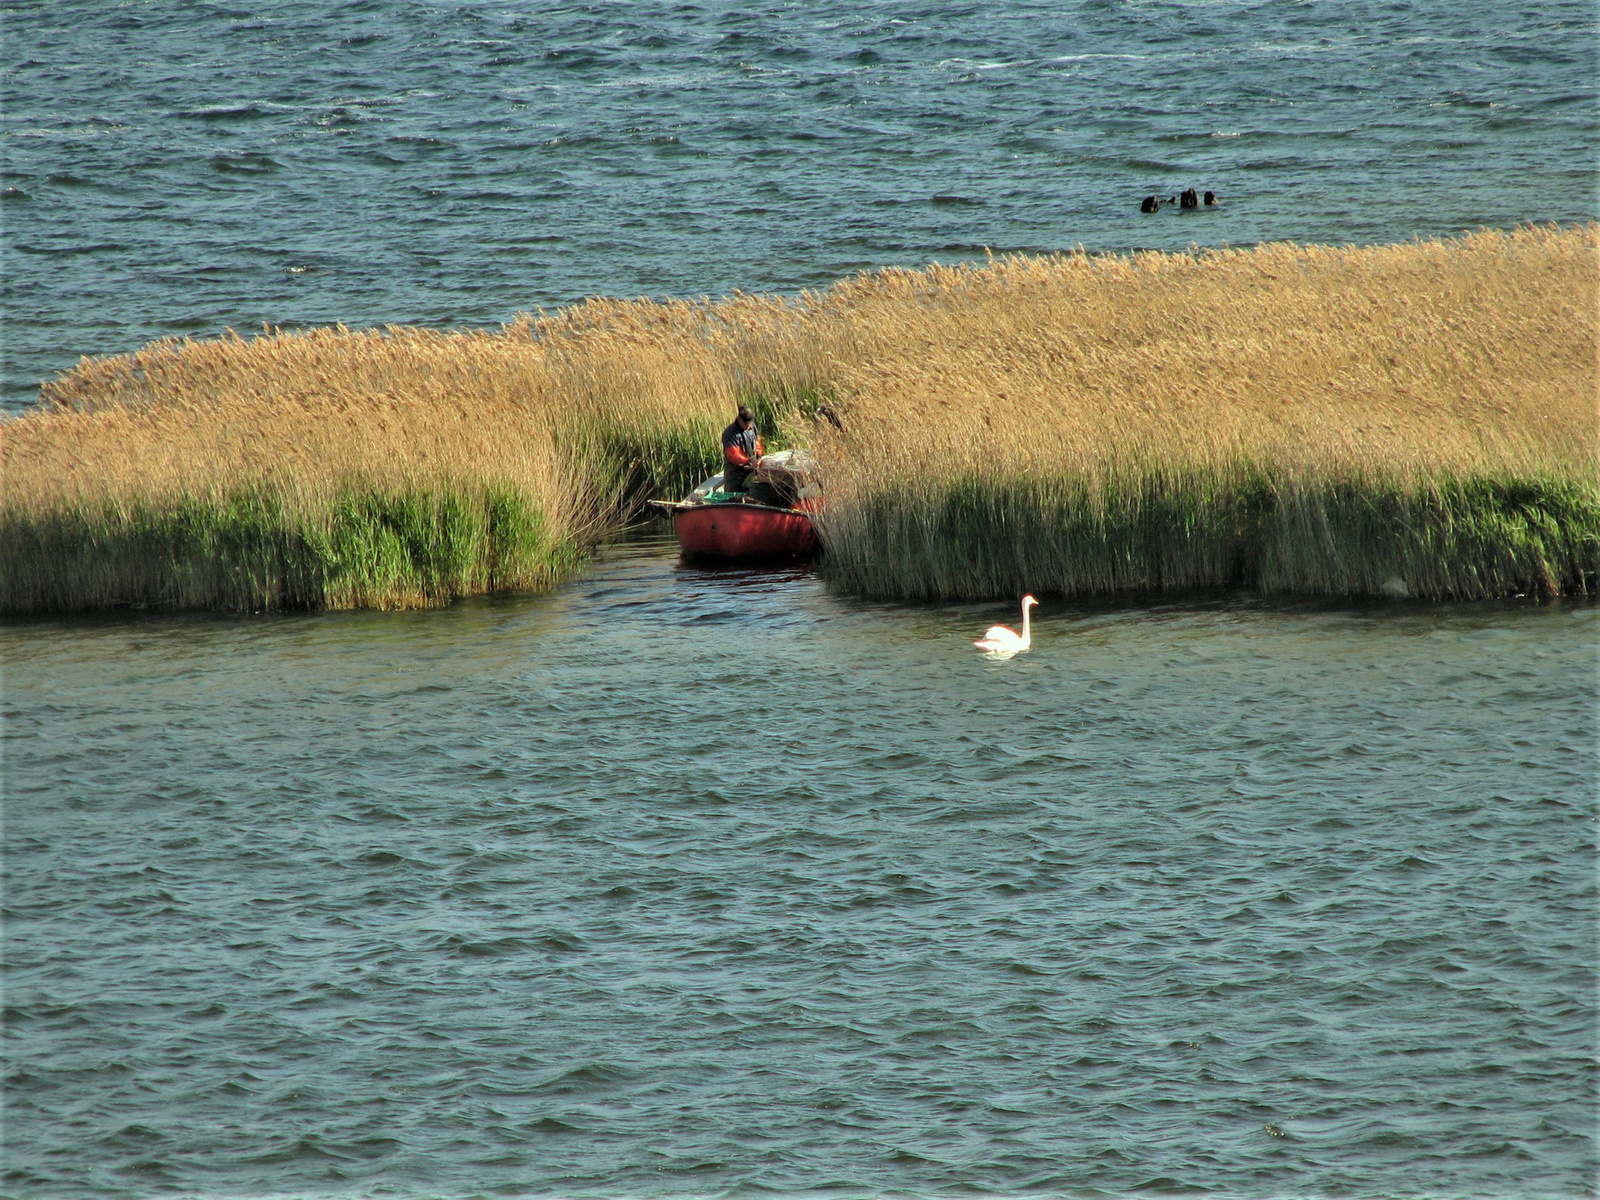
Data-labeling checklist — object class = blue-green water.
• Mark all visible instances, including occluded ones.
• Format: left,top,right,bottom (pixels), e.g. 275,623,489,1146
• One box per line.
4,538,1597,1197
2,0,1597,412
4,2,1599,1195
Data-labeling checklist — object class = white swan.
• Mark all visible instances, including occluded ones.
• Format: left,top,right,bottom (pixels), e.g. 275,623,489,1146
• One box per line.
975,595,1038,656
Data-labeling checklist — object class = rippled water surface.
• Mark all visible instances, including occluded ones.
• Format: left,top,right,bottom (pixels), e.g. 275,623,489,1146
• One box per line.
3,0,1598,410
4,3,1599,1193
4,537,1596,1197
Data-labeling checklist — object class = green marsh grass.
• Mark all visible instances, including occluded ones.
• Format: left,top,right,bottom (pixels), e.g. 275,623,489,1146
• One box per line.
0,483,579,614
817,466,1599,600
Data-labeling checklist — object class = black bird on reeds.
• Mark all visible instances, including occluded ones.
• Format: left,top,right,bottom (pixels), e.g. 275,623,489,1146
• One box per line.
814,403,844,431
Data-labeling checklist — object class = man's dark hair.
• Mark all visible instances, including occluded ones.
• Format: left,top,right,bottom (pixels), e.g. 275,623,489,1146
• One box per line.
737,405,755,423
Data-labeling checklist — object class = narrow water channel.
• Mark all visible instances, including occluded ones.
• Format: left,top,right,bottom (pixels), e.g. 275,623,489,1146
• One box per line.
4,533,1595,1197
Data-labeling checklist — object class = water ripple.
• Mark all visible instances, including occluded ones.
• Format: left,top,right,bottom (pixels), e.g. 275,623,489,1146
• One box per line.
2,536,1595,1196
3,0,1597,409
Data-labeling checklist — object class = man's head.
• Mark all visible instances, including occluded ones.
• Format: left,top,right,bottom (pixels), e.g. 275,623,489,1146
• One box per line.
736,405,755,427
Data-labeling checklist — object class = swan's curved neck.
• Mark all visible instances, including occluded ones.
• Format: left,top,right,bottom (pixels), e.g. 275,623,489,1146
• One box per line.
1021,601,1032,644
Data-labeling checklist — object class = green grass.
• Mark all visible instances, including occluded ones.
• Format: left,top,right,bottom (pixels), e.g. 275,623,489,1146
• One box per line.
547,381,826,524
817,467,1600,601
578,419,726,515
1261,473,1600,598
567,380,828,523
0,396,817,614
0,389,830,614
6,408,1594,614
0,482,581,615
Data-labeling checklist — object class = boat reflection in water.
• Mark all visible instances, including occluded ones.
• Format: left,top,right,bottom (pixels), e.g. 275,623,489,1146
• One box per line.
650,449,820,562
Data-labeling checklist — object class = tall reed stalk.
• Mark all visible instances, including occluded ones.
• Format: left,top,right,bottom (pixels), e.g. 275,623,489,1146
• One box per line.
2,225,1594,613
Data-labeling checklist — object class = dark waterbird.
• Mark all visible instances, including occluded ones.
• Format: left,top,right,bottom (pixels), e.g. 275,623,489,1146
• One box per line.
1205,190,1218,205
1180,187,1200,209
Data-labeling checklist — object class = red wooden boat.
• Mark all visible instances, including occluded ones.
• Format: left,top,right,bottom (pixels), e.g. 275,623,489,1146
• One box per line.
667,499,818,559
650,459,820,560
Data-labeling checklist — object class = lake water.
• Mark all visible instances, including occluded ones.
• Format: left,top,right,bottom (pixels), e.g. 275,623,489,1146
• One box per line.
4,3,1599,1196
4,535,1597,1197
2,0,1597,412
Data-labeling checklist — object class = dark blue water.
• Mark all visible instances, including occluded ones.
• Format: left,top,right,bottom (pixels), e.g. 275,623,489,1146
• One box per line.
4,537,1598,1197
3,0,1597,412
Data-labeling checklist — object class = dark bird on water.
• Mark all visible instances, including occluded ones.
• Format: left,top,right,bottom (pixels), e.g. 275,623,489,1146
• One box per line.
1179,187,1199,209
1140,194,1161,213
1204,190,1217,205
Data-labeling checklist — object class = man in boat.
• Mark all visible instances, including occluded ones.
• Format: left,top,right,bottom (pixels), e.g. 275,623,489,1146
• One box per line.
721,405,783,504
722,405,762,492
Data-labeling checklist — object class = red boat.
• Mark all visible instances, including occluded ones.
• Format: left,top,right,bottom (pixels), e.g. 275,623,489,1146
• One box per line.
650,454,820,560
667,498,818,559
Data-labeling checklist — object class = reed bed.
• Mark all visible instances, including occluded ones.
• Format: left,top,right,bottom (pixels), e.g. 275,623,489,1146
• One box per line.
806,225,1599,599
2,224,1594,613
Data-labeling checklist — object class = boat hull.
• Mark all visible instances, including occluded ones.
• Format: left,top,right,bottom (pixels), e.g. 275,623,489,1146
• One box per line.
672,503,818,560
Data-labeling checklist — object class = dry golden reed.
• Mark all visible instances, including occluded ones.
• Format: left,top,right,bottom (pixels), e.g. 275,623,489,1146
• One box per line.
2,224,1595,612
798,223,1598,598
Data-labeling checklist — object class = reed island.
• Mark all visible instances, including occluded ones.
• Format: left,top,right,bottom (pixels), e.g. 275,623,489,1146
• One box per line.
2,224,1595,614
